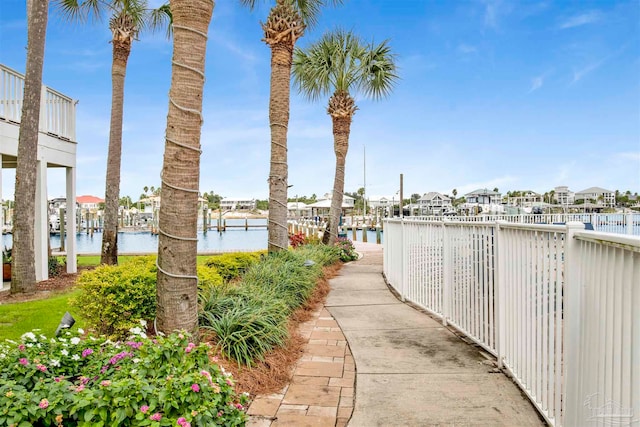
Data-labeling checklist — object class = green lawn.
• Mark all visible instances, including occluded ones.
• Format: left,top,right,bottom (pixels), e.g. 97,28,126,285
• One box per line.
0,289,84,341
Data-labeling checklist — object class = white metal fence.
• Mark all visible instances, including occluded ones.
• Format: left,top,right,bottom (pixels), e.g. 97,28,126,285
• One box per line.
0,63,76,141
414,213,640,236
384,218,640,427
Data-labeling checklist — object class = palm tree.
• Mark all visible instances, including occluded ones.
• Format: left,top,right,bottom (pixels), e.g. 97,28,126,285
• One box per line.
241,0,341,253
293,29,398,245
155,0,213,337
11,0,50,294
58,0,171,265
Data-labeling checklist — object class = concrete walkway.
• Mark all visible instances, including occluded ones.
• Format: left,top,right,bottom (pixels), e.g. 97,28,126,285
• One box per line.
248,241,545,427
328,241,544,427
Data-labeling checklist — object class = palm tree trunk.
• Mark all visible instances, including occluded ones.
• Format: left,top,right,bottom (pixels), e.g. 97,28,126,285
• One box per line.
12,0,49,293
101,39,131,265
323,115,351,245
267,42,292,253
156,0,213,338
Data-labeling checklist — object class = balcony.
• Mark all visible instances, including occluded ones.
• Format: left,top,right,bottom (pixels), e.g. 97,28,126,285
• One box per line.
0,63,78,281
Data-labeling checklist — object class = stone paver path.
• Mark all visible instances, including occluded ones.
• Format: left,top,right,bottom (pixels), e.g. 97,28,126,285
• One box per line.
247,307,354,427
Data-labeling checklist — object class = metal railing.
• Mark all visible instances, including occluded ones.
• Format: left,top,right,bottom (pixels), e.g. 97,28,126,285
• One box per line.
0,64,76,141
383,218,640,426
413,212,640,236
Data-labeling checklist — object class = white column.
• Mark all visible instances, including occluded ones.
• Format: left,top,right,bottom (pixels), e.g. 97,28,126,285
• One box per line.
495,220,506,368
0,154,4,252
66,167,76,273
34,160,48,281
562,221,586,426
441,220,451,326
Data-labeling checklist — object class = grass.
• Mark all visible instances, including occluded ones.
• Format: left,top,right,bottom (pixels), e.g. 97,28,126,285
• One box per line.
0,289,84,341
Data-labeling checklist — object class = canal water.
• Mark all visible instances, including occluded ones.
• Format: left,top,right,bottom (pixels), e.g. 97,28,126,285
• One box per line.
1,219,383,254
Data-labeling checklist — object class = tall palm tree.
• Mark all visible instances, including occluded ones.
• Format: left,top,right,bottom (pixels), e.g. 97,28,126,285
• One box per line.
12,0,50,294
155,0,213,337
292,29,398,245
241,0,341,253
58,0,171,265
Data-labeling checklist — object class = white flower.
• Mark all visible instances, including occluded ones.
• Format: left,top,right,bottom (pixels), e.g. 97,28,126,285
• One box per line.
129,327,142,336
70,337,81,345
0,353,6,359
132,358,141,364
139,319,147,328
72,354,80,361
39,335,47,341
78,328,85,335
26,343,34,348
58,338,67,343
50,359,60,367
36,343,41,348
60,349,69,356
139,332,147,339
130,369,137,374
21,332,36,341
89,336,97,341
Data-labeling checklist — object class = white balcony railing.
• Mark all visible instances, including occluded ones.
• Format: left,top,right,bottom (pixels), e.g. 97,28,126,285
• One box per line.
384,218,640,427
0,63,76,141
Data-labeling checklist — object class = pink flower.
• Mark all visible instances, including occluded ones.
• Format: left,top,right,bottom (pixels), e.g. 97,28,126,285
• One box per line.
149,412,162,421
54,376,62,383
75,384,85,392
100,380,111,387
177,417,187,426
140,405,150,414
39,398,49,409
81,348,93,358
235,403,243,410
18,344,26,351
183,423,191,427
184,343,196,353
191,384,200,393
36,364,47,372
217,411,223,417
225,378,233,386
19,358,28,366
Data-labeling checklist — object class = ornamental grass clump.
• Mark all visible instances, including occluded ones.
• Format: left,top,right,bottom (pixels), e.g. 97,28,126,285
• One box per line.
0,325,247,426
199,244,341,366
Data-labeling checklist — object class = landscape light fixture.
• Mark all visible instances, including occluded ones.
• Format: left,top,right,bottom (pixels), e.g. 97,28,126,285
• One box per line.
303,260,316,267
55,311,76,336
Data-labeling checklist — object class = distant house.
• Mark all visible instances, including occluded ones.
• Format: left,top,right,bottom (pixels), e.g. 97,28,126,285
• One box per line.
465,189,502,205
418,192,452,215
138,195,208,213
506,190,543,207
287,202,311,218
554,186,574,205
220,198,257,211
307,193,355,218
76,195,104,211
367,195,392,210
575,187,616,207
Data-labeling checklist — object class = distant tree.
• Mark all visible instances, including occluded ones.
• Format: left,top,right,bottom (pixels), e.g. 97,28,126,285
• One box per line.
293,29,398,244
493,187,499,193
411,193,420,203
256,200,269,210
12,0,50,293
452,189,457,198
119,196,133,207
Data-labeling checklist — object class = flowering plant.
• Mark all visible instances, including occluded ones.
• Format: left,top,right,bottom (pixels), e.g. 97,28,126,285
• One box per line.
335,237,359,262
288,231,306,248
0,324,248,426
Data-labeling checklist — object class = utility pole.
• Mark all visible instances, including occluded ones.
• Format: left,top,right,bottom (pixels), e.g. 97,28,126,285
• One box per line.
400,173,404,218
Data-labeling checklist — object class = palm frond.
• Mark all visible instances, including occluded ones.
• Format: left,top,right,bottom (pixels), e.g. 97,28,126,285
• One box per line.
147,3,172,38
358,39,399,100
55,0,104,23
293,0,343,30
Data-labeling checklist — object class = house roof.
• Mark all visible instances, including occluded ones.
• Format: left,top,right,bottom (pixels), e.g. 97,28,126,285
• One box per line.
465,189,500,196
77,195,104,204
575,186,614,195
307,199,353,209
419,192,451,202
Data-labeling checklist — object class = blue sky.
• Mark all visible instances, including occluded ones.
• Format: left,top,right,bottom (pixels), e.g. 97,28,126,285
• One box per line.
1,0,639,201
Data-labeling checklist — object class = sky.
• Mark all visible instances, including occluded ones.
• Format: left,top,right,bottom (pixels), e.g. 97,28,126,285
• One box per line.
0,0,639,202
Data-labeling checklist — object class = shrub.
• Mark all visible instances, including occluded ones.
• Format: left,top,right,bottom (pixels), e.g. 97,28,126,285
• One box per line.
203,252,263,282
335,237,359,262
48,256,65,277
71,257,157,339
288,232,305,248
0,327,247,426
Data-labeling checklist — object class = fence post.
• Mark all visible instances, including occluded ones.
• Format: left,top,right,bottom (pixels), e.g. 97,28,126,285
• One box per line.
626,212,633,235
495,220,506,368
563,221,586,427
441,220,450,326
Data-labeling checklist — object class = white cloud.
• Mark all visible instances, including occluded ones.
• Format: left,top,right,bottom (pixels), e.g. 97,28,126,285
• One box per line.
528,75,544,93
458,44,478,54
559,11,601,30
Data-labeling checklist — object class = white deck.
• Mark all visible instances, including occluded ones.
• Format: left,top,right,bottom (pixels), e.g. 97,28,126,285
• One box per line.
0,63,78,281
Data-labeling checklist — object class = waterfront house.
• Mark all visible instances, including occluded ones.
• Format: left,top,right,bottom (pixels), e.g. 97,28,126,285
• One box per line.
367,195,392,210
307,193,355,219
465,188,502,205
575,187,616,207
287,201,311,218
418,192,452,215
77,195,105,211
0,64,78,280
220,197,257,211
554,186,575,205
